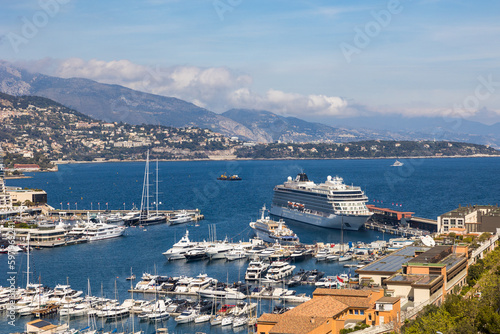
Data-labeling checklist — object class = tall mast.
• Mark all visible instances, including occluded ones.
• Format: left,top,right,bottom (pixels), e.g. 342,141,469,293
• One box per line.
26,232,30,288
155,159,159,216
139,150,150,221
146,151,150,217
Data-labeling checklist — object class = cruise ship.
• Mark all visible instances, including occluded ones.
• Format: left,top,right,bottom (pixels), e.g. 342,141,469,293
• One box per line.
269,173,372,230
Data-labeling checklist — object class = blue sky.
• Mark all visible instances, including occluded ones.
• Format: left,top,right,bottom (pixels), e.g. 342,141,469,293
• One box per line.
1,0,499,123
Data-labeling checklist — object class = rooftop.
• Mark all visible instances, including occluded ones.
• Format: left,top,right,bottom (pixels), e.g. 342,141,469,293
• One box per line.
357,246,430,274
376,297,400,304
409,246,452,264
385,274,442,286
260,296,349,334
313,288,374,297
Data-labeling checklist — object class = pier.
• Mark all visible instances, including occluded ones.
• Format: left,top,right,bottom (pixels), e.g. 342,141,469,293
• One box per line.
364,221,429,237
47,209,205,222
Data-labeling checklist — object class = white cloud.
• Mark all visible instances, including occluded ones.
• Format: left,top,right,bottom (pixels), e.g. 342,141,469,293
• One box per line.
18,57,349,118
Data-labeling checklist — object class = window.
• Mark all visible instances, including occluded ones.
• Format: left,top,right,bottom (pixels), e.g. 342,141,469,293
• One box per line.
360,310,364,315
349,309,353,314
354,310,359,315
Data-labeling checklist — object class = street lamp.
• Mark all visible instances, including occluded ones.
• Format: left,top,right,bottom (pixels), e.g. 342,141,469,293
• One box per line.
98,203,100,211
75,202,78,211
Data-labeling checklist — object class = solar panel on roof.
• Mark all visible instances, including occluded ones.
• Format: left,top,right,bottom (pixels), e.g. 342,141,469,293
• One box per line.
359,246,430,273
31,320,52,328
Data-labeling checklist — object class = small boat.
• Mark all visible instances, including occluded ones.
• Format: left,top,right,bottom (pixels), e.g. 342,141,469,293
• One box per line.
391,160,404,167
210,314,223,326
194,314,211,323
174,308,199,323
217,174,242,181
221,315,234,326
232,316,248,328
126,275,136,281
338,252,353,262
169,210,193,225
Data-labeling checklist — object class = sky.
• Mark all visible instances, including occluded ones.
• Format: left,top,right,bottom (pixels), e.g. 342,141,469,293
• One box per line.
1,0,500,124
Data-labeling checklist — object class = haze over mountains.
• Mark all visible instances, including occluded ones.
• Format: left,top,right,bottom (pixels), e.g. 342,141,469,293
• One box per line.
1,61,499,147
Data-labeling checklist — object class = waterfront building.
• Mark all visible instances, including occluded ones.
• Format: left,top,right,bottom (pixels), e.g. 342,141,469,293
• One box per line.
25,319,69,334
7,187,47,205
356,246,430,286
0,158,14,214
437,204,500,233
13,163,41,172
0,226,67,245
256,288,401,334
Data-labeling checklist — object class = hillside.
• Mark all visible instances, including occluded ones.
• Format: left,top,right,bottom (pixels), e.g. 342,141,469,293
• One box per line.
0,92,241,164
222,109,373,143
0,61,378,143
234,140,499,159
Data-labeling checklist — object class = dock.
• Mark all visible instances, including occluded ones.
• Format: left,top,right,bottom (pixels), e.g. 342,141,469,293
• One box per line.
364,221,428,237
27,237,88,249
48,209,205,222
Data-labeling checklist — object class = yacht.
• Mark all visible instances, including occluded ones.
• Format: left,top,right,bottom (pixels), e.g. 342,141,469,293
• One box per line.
197,288,246,300
244,261,270,281
174,308,199,323
162,230,199,260
270,173,372,230
205,237,234,259
169,210,193,225
85,222,126,241
225,247,247,261
264,261,296,281
249,205,300,245
391,160,404,167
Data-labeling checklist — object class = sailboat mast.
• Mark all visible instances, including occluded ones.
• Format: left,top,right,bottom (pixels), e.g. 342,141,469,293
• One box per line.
26,232,30,288
156,159,159,216
146,151,150,217
139,150,150,221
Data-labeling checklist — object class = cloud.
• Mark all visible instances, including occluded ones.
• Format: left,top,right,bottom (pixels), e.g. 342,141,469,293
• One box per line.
16,57,349,118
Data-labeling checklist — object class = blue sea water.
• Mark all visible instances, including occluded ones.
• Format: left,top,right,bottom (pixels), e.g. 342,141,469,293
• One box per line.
1,157,499,333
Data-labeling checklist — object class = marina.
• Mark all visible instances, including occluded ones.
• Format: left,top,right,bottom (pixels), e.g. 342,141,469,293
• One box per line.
1,157,500,333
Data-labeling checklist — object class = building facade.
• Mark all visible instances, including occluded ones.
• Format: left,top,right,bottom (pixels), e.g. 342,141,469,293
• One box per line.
438,205,500,233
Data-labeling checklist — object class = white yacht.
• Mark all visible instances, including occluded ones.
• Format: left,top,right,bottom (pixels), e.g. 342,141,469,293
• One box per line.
162,230,199,260
264,261,296,281
205,237,234,259
174,308,199,323
169,210,193,225
244,261,270,281
197,288,246,300
270,173,372,230
85,222,126,241
250,205,300,245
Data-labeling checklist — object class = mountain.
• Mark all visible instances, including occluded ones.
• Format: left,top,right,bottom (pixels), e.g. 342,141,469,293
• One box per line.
323,115,500,148
0,61,258,140
0,61,376,143
2,61,499,147
223,109,370,143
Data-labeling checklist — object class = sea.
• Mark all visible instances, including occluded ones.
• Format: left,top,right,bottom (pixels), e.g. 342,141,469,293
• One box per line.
1,157,499,333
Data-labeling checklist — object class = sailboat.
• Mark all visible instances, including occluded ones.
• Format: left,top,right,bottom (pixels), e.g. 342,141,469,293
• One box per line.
139,151,166,225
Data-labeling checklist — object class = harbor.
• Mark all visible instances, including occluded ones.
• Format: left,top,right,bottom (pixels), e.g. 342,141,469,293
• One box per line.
1,158,500,334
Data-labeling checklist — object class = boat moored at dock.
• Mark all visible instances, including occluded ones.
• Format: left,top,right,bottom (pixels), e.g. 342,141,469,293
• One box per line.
250,205,300,245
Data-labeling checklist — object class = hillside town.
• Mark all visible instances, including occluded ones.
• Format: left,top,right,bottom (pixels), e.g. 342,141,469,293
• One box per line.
1,94,498,171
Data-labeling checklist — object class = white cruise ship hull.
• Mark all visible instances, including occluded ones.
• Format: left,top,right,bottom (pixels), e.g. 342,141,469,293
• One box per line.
269,206,369,231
